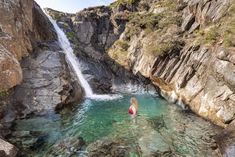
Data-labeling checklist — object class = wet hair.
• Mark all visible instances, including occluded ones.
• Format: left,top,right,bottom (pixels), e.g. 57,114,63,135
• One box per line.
130,97,138,106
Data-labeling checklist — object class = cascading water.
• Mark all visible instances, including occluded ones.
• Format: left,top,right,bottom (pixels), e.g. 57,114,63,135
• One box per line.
46,14,121,100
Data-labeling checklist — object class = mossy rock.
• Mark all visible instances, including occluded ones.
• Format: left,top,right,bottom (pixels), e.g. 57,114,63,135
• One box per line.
66,31,77,41
0,90,9,98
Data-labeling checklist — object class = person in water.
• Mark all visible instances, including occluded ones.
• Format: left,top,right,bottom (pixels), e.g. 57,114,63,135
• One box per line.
128,97,138,117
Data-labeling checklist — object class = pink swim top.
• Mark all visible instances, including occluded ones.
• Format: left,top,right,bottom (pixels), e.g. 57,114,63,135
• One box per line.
128,105,137,115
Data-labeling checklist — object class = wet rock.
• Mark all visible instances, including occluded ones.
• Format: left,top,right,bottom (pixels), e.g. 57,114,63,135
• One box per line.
215,120,235,156
150,150,173,157
147,116,167,131
0,138,18,157
45,136,85,157
10,130,53,150
87,138,130,157
11,42,83,118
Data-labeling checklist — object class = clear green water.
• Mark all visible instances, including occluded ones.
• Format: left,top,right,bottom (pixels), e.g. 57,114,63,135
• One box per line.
9,95,221,157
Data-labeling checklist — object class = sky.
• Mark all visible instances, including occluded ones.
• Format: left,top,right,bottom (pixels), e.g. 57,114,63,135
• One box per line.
35,0,115,13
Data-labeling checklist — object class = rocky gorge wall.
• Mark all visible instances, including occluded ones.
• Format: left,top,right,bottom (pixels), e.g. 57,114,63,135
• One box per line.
0,1,56,90
46,1,235,154
45,7,155,94
0,0,83,155
47,0,235,127
0,0,234,156
107,0,235,127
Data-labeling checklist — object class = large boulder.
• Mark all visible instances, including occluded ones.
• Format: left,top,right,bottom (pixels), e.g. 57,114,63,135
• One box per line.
0,44,22,90
11,42,83,118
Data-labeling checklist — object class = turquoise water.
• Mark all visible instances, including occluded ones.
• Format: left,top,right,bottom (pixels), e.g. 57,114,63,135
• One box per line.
9,95,221,157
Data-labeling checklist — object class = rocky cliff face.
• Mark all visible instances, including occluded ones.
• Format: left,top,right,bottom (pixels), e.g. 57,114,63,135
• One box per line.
106,0,235,128
0,1,83,155
45,7,154,94
150,0,235,128
0,1,56,90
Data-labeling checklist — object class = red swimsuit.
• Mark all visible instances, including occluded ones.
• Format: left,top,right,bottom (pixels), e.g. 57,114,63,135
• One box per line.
128,105,137,116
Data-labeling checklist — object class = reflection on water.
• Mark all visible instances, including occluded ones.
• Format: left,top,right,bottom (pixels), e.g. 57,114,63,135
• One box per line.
9,95,221,157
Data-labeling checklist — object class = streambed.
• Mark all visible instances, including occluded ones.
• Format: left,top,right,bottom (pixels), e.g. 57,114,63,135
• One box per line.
8,94,221,157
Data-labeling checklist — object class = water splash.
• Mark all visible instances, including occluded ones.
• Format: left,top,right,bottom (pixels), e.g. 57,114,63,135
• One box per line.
46,13,121,101
112,83,157,95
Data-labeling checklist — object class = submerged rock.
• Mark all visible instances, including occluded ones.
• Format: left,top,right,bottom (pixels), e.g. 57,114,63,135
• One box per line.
87,138,131,157
0,138,18,157
150,150,174,157
147,115,167,131
10,130,49,151
45,136,86,157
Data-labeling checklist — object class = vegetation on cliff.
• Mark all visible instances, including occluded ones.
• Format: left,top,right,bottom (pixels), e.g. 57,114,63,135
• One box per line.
109,0,235,68
192,2,235,47
111,0,140,7
0,90,9,98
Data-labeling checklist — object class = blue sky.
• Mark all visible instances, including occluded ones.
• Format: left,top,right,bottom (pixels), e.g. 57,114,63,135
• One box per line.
35,0,115,13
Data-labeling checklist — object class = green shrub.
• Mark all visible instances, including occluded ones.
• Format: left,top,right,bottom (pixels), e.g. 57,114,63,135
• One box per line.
115,40,129,50
66,31,76,41
111,0,140,8
194,26,220,45
223,32,233,47
147,40,183,56
0,90,9,98
222,9,235,47
53,13,63,21
108,48,129,67
130,13,162,29
204,27,219,44
126,13,163,37
158,14,182,28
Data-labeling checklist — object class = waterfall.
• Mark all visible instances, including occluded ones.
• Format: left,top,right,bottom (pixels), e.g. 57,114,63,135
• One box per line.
46,14,121,100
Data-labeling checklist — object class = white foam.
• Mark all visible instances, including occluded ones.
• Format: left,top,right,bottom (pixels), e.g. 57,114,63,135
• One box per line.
112,83,150,94
86,94,123,101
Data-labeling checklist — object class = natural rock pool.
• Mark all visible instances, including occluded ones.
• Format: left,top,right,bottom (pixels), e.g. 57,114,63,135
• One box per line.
8,95,221,157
